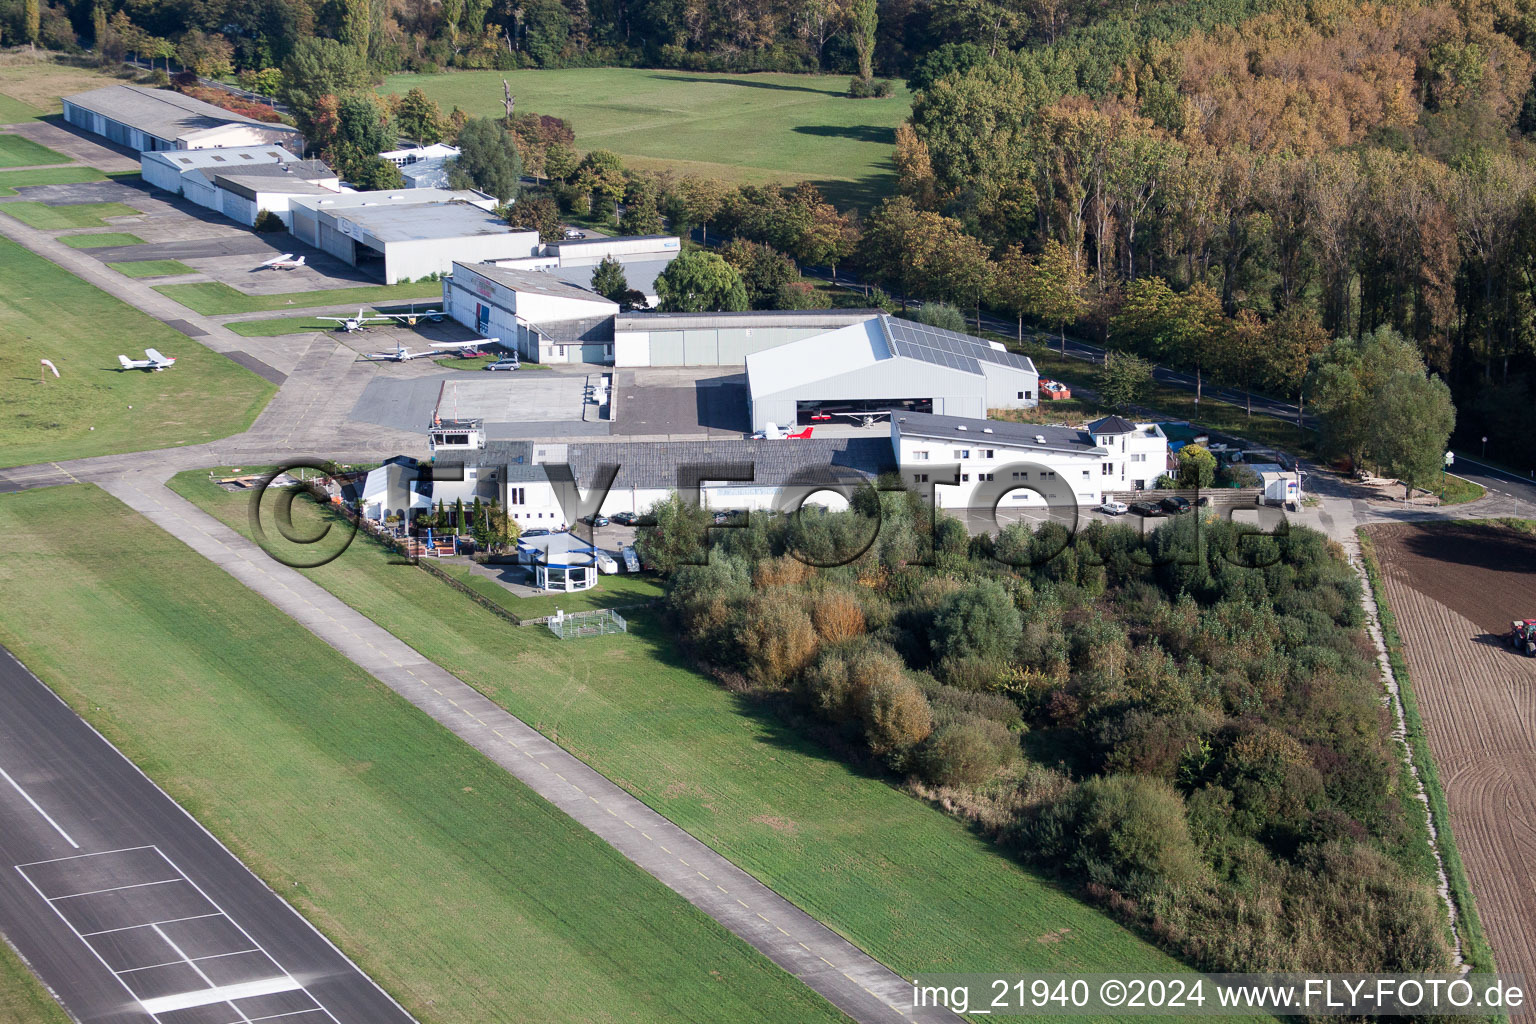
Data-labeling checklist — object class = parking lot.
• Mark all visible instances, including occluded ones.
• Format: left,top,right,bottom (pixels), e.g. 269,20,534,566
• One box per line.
350,370,611,437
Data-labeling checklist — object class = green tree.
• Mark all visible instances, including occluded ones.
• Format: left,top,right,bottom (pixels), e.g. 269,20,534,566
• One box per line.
1097,351,1153,408
280,39,367,136
912,302,967,332
510,191,563,241
23,0,39,46
931,579,1021,663
634,492,711,573
671,176,731,245
655,250,748,312
447,117,523,201
576,149,627,222
1177,444,1217,488
1309,327,1457,497
591,256,629,303
1113,277,1225,410
721,239,797,309
393,87,445,144
850,0,877,82
619,176,665,235
1020,238,1087,355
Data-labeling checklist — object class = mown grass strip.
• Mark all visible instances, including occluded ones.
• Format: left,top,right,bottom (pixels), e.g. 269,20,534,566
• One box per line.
0,200,139,229
0,484,852,1024
157,281,442,316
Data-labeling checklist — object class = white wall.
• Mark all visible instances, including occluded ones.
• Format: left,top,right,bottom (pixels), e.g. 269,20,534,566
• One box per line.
892,430,1108,507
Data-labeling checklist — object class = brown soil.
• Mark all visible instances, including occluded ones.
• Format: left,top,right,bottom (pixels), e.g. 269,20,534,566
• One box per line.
1366,522,1536,985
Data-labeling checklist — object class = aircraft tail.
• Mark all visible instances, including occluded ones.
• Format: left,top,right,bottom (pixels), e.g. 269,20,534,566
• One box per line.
294,256,305,266
117,355,132,369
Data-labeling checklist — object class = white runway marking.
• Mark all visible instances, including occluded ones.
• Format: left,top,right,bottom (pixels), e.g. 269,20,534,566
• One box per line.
15,846,341,1024
0,763,80,848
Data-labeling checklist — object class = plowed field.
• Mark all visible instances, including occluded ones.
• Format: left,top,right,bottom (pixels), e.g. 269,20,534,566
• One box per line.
1367,522,1536,984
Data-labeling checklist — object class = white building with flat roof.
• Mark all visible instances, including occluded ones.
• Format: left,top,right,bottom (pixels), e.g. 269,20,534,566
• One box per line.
63,85,303,153
443,261,618,363
289,190,536,283
380,143,461,188
142,147,340,227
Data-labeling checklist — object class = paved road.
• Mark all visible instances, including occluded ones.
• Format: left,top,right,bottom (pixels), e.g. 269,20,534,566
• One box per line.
0,648,417,1024
95,469,949,1024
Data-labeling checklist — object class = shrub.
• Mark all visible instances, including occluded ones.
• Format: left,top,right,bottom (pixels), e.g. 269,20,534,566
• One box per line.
848,75,874,98
919,716,1018,786
252,210,284,233
801,642,903,720
753,552,812,589
811,590,865,643
736,598,818,687
861,674,933,754
911,301,967,333
1034,774,1208,897
931,579,1022,664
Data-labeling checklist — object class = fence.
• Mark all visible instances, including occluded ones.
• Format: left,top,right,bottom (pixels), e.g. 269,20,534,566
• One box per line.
547,608,627,639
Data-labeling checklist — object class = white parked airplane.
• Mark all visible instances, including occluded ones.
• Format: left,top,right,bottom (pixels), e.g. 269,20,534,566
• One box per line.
319,308,392,332
118,348,176,371
387,306,446,326
364,345,437,362
256,253,306,271
430,337,497,355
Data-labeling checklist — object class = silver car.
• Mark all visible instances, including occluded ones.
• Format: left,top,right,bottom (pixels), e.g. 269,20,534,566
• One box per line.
485,358,520,372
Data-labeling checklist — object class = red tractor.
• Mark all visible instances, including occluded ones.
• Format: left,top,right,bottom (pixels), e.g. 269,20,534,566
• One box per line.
1507,619,1536,656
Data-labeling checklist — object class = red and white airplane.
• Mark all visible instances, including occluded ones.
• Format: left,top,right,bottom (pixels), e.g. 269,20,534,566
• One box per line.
751,422,813,439
117,348,176,371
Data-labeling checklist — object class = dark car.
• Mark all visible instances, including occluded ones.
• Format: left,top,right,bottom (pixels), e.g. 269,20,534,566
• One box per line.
609,511,639,525
579,514,610,527
1159,496,1192,515
521,527,550,537
1128,501,1163,517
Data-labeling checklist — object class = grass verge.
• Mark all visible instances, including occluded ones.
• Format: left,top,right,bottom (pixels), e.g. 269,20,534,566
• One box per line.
107,258,195,278
0,200,138,229
0,484,851,1024
0,235,274,467
1438,473,1486,505
158,281,442,316
0,165,104,195
1356,528,1498,975
58,230,142,247
171,469,1199,994
0,93,46,123
0,133,67,168
0,938,68,1024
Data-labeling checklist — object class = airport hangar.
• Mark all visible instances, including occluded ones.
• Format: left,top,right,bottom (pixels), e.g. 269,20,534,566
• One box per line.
63,84,304,153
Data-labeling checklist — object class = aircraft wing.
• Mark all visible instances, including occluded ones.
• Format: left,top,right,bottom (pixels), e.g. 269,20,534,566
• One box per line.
145,348,172,364
429,340,479,350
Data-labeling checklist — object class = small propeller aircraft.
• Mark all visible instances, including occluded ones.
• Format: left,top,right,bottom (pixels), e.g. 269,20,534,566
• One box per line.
751,422,813,440
117,348,176,371
364,344,437,362
386,305,446,327
319,308,392,333
256,253,306,271
430,338,496,357
366,339,496,361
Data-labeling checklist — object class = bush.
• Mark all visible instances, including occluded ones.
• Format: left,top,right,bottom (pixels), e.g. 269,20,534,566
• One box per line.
919,716,1017,786
912,301,967,333
1031,775,1207,897
1218,462,1262,488
848,76,875,98
736,597,818,687
811,590,865,643
801,642,903,720
873,79,894,97
252,209,284,233
861,674,933,755
931,579,1022,664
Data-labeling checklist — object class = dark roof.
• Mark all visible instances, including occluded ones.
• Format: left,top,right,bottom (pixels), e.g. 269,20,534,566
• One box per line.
472,437,894,490
534,315,615,344
894,411,1098,453
1087,415,1137,434
880,315,1036,374
460,262,617,304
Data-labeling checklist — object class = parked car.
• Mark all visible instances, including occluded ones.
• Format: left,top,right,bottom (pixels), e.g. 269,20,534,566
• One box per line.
1159,496,1192,514
485,358,520,372
1129,501,1163,517
521,527,550,537
579,514,610,527
1098,499,1129,516
609,511,639,525
563,227,584,239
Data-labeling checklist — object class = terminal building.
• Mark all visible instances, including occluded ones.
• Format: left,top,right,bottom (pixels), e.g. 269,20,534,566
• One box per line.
289,191,537,283
63,85,304,153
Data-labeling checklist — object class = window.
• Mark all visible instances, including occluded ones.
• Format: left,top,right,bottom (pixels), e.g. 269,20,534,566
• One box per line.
913,473,929,483
509,487,525,505
913,449,930,461
1012,471,1028,480
979,472,994,482
954,449,970,459
981,449,995,459
1131,453,1147,463
1102,463,1114,476
1082,470,1091,479
1041,470,1056,479
961,473,970,482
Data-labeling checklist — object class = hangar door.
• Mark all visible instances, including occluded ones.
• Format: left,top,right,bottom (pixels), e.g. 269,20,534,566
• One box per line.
683,330,719,365
648,330,685,365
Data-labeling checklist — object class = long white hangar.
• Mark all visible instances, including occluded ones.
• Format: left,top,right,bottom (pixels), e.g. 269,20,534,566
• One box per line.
745,314,1039,432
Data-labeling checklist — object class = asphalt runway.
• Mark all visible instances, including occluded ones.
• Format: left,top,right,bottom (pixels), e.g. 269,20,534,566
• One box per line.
0,648,417,1024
